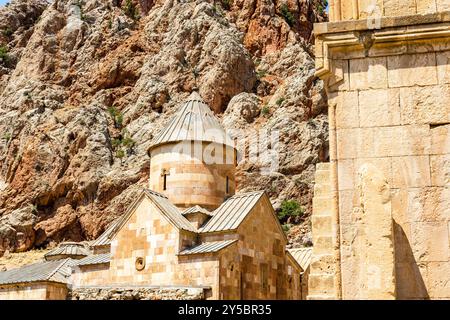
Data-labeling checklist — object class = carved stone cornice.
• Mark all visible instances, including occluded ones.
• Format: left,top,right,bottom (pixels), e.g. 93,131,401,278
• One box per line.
315,11,450,78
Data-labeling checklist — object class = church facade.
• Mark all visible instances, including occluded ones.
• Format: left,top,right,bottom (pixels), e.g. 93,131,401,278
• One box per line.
0,93,305,300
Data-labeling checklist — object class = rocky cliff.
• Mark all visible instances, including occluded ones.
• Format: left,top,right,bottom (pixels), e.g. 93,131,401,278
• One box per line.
0,0,328,255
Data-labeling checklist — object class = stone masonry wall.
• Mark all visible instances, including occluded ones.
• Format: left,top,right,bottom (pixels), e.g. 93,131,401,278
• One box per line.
0,282,67,300
314,13,450,299
201,196,302,300
149,143,236,210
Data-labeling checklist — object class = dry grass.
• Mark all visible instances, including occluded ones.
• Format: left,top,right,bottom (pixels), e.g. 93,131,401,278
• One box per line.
0,248,51,271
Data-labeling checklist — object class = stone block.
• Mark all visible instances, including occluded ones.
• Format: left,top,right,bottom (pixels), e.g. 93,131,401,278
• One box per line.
383,0,417,16
312,195,333,214
338,159,354,190
436,51,450,84
308,274,335,294
350,57,388,90
430,155,450,186
336,128,360,159
437,0,450,11
430,124,450,155
387,53,438,88
312,236,334,253
310,254,336,274
391,156,431,188
411,222,449,262
312,216,333,236
335,91,359,129
359,88,401,127
416,0,438,14
426,261,450,298
399,85,450,125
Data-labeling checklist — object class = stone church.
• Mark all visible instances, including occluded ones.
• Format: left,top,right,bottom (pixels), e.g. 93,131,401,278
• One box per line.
0,92,306,300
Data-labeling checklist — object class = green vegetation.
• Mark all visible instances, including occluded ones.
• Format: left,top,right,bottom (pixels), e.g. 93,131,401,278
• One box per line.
115,149,125,159
108,106,124,128
280,3,295,27
318,0,328,15
123,0,140,21
278,199,304,221
221,0,232,10
276,97,285,106
282,223,292,233
261,104,270,116
256,69,267,80
3,133,11,141
0,46,10,66
2,27,13,38
111,130,136,162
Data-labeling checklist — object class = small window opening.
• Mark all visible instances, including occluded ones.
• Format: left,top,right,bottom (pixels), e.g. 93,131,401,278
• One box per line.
163,173,167,190
226,176,229,194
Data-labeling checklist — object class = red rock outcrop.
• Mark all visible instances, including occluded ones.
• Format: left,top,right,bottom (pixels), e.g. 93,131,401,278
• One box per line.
0,0,327,255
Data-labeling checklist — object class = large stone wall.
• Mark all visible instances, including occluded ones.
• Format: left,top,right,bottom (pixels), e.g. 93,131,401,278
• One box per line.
313,12,450,299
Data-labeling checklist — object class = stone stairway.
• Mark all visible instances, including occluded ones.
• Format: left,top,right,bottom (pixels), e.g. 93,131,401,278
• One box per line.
307,163,339,300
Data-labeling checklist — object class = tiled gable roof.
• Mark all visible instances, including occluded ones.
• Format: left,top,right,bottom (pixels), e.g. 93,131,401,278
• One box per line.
288,247,313,271
71,253,111,267
199,191,265,233
0,259,73,285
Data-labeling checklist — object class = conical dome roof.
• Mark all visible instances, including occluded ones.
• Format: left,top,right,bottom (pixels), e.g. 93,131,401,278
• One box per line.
149,92,235,151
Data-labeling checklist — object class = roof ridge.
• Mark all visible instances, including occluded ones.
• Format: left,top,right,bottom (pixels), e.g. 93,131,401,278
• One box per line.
144,189,169,199
46,258,72,281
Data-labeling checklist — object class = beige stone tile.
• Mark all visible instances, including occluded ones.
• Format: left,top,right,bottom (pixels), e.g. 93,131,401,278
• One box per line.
430,124,450,155
358,89,401,127
338,189,360,224
411,222,449,262
354,160,393,204
436,51,450,84
358,0,384,19
383,0,417,16
350,57,388,90
416,0,438,14
399,85,450,125
426,261,450,298
436,0,450,10
430,155,450,186
387,53,438,88
338,159,355,190
391,156,431,188
335,91,360,129
405,187,449,223
336,128,361,159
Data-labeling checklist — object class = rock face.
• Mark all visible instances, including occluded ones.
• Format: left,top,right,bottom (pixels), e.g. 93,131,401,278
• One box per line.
0,0,328,255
